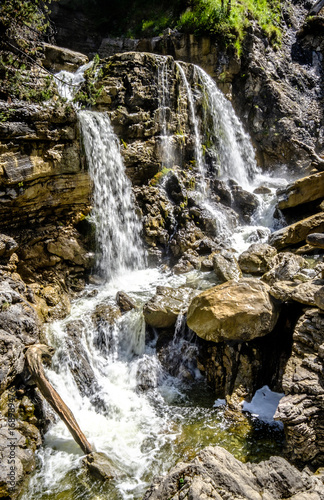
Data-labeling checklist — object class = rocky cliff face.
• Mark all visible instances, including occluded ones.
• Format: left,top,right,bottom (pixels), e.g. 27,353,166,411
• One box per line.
51,1,324,173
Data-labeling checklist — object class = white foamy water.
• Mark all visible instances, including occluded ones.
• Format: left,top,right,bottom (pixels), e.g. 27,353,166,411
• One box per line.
79,110,145,280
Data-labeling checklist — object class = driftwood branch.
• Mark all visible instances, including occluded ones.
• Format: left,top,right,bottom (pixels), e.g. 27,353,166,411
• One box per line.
25,344,93,455
309,0,324,15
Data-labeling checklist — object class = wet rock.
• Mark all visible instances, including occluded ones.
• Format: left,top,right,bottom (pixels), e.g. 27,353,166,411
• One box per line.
269,212,324,250
238,243,277,275
187,278,279,343
275,309,324,466
143,446,324,500
116,291,136,313
82,451,116,481
230,183,260,222
262,252,308,286
277,171,324,211
212,251,242,282
306,232,324,249
143,286,194,328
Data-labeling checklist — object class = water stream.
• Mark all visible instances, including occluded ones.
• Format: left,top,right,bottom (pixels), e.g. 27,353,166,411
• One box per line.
21,57,288,499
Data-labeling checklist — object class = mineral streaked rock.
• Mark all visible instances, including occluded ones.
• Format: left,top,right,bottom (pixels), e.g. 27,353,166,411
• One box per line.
187,278,279,343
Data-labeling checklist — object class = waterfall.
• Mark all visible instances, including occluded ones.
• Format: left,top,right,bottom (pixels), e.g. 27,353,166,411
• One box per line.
22,58,287,500
195,66,260,190
157,57,174,169
176,62,206,195
79,111,145,280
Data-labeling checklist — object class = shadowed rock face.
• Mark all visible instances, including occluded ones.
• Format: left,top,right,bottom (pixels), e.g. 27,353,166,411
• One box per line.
275,308,324,467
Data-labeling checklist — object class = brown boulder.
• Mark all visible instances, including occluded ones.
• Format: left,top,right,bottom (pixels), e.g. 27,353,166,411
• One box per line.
187,278,279,343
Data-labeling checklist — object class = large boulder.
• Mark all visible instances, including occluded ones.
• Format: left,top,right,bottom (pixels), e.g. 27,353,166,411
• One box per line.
277,171,324,210
212,251,242,282
238,243,277,275
270,279,323,306
269,212,324,250
187,278,279,343
143,446,324,500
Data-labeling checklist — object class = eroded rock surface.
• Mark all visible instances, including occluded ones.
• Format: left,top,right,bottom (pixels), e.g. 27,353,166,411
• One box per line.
143,446,324,500
275,309,324,467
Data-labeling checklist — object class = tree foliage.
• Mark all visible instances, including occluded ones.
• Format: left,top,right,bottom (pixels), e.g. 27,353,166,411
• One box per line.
0,0,58,102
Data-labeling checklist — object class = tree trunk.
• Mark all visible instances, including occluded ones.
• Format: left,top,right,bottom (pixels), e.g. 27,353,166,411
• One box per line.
25,344,93,455
309,0,324,15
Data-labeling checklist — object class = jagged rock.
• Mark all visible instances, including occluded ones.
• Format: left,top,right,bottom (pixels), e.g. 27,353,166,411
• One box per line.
143,286,194,328
0,102,90,229
270,279,323,306
47,236,94,267
0,418,35,499
277,171,324,210
212,251,242,282
0,331,25,393
262,252,308,286
306,232,324,249
0,235,18,260
230,183,260,222
275,309,324,466
116,291,136,312
269,212,324,250
143,446,324,500
187,278,279,342
42,43,89,72
314,286,324,310
82,452,116,481
238,243,277,274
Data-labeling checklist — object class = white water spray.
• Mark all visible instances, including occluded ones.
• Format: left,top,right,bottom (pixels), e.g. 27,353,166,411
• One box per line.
79,111,145,280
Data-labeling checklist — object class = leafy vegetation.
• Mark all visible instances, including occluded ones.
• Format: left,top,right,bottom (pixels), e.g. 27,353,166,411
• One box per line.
177,0,282,53
0,0,57,102
58,0,282,53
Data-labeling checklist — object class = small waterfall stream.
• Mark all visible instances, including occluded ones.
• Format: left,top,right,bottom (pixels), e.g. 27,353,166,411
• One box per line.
79,111,145,280
21,57,287,500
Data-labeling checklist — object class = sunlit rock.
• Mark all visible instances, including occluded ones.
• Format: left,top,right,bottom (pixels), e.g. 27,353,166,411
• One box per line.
187,278,279,342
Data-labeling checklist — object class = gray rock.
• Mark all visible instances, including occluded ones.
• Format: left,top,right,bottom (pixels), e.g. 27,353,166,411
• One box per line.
0,330,25,393
262,252,308,286
213,251,242,282
314,286,324,310
306,232,324,249
275,309,324,466
143,446,324,499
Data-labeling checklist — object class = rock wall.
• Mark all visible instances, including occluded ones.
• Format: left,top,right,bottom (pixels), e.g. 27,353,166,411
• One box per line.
51,0,324,174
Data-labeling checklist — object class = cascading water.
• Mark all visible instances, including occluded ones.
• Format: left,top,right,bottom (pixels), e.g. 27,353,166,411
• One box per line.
195,66,260,190
157,57,174,169
21,58,287,500
78,111,145,280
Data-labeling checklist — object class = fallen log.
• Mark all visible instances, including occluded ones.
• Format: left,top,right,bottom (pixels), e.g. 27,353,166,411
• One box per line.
25,344,93,455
